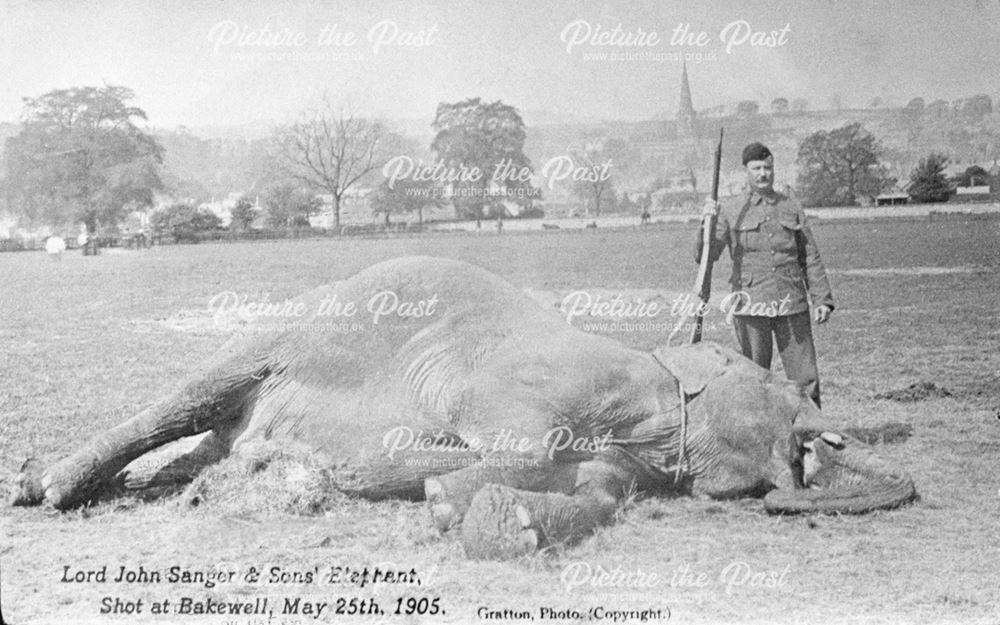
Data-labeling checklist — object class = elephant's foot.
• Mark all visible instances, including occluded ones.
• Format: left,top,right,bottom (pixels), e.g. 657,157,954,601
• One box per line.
430,502,458,533
425,478,468,533
460,484,540,560
10,457,102,509
32,454,107,510
9,458,46,506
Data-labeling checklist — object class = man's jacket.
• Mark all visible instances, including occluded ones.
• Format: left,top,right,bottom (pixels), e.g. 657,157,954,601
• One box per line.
695,190,835,317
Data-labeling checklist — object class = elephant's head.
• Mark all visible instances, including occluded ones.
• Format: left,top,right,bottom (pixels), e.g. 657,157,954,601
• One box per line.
764,431,917,514
651,341,916,515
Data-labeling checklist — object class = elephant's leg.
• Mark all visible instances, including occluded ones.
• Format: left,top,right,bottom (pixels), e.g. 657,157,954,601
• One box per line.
424,451,574,532
119,431,230,494
12,349,270,510
459,459,636,560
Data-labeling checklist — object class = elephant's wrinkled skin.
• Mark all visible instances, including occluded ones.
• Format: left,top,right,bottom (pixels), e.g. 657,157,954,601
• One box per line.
11,256,916,559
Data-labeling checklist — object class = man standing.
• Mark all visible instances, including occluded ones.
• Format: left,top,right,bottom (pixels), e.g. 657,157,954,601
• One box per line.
698,142,834,408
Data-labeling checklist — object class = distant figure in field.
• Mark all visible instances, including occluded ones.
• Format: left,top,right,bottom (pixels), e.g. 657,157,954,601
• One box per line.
124,230,149,249
640,209,651,225
45,236,66,260
78,228,98,256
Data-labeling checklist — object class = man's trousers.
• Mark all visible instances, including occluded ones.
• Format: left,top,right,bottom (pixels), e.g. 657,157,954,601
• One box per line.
732,311,821,408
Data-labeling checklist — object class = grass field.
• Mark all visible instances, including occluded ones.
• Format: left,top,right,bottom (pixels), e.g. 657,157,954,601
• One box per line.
2,219,999,624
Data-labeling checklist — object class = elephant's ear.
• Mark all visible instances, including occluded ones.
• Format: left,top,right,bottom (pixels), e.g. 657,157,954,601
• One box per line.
651,342,732,395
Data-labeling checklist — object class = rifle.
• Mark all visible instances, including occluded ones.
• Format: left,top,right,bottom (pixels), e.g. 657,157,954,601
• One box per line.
690,128,724,344
661,128,723,484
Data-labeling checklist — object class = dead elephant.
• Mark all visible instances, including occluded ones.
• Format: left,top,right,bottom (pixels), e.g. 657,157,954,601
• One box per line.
11,256,916,559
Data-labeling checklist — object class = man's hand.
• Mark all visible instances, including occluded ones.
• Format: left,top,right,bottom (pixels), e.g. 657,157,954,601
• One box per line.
702,198,720,217
814,305,832,324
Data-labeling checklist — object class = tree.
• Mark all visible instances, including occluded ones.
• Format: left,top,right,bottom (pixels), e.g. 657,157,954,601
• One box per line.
570,138,628,217
3,86,163,233
925,99,949,120
572,162,616,216
791,98,809,113
970,129,1000,164
954,164,990,188
771,98,789,115
229,196,258,231
960,94,992,121
150,203,223,243
904,97,925,116
276,104,391,229
796,123,894,207
901,98,925,150
947,127,973,162
369,177,440,226
262,183,321,228
618,191,636,214
431,98,537,227
908,154,951,203
736,100,760,116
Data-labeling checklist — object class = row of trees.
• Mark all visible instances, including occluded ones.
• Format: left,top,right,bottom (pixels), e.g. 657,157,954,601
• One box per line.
0,84,987,235
1,86,543,235
712,93,996,120
266,97,542,228
795,122,982,206
144,188,322,243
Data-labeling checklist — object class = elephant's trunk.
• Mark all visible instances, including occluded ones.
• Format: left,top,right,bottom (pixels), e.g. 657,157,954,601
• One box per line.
763,436,917,515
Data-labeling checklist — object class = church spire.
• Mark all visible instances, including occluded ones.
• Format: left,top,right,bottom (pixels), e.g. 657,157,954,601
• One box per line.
677,62,697,137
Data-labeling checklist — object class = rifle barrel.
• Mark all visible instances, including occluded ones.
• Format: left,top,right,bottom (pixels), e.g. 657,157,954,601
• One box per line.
689,127,725,344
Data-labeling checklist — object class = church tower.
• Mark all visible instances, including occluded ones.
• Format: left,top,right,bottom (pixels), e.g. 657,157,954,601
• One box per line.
677,62,697,138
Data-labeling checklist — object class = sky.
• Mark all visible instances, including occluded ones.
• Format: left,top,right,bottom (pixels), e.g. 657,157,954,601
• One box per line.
2,0,1000,131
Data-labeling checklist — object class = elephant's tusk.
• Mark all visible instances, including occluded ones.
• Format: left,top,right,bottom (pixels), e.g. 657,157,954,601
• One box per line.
820,432,845,449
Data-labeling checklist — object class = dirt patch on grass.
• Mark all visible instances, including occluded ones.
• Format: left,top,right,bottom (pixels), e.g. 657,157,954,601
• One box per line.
133,308,246,336
875,381,953,402
842,422,914,445
834,266,985,277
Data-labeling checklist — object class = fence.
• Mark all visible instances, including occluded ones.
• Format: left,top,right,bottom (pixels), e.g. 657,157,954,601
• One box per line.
5,206,1000,253
1,223,438,252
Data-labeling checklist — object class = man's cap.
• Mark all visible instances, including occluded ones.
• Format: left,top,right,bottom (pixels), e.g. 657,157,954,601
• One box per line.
741,142,772,166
